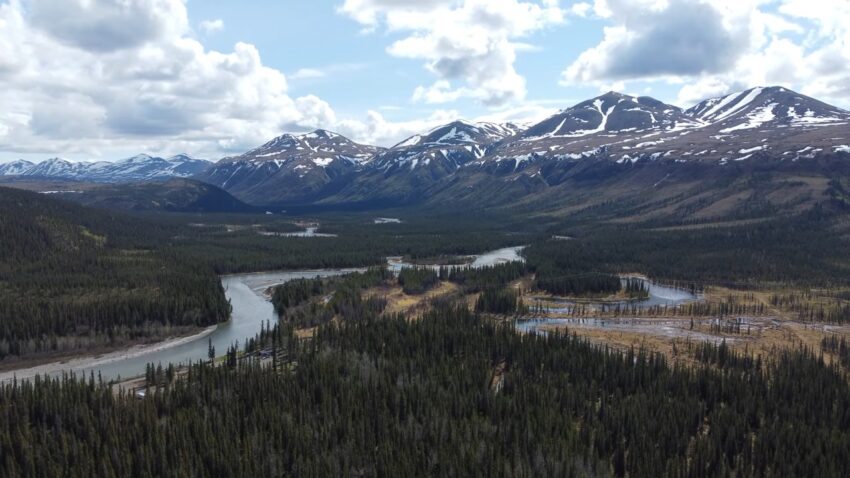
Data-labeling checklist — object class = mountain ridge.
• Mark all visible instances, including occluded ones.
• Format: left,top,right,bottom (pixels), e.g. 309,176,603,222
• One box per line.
191,85,850,209
0,154,211,183
5,86,849,216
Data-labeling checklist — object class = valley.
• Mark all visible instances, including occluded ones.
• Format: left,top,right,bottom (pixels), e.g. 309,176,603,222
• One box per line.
2,86,850,476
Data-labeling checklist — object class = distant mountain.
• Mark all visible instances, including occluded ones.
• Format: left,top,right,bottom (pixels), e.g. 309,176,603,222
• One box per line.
310,121,526,206
375,120,524,170
178,86,850,220
72,179,256,213
390,120,523,150
484,87,850,167
0,159,35,175
196,129,382,205
678,86,850,161
23,158,92,178
686,86,848,127
522,92,697,139
0,154,212,182
1,178,255,213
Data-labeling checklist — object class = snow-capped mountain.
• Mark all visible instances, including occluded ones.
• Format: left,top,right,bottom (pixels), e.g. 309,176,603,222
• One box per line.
523,92,697,139
483,92,701,168
674,86,850,162
189,86,850,209
23,158,92,178
391,120,523,150
80,154,212,182
686,86,848,128
238,129,379,166
0,154,212,182
196,129,382,205
373,120,524,173
0,159,35,175
483,87,850,167
315,120,528,205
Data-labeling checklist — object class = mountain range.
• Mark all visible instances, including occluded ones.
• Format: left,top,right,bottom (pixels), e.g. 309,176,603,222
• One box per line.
3,86,849,218
0,154,211,182
194,86,849,211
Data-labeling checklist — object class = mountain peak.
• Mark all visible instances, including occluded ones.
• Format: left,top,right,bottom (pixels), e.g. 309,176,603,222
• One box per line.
167,154,205,163
124,154,156,163
0,159,35,175
303,129,340,139
685,86,850,130
517,92,693,142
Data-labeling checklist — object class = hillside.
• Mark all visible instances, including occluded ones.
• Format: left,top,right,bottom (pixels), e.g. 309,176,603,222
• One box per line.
0,178,255,213
61,179,255,213
0,187,230,362
195,129,382,205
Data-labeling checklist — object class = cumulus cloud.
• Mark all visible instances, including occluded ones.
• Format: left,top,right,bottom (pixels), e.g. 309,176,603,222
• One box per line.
564,0,850,109
562,0,749,83
336,109,462,147
27,0,187,52
0,0,424,158
338,0,565,106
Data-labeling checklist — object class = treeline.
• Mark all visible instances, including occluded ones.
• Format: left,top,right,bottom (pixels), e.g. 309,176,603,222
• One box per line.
0,187,229,360
822,335,850,369
526,210,850,288
443,261,527,292
270,267,390,329
771,292,850,324
623,278,649,299
475,287,526,314
398,267,439,294
170,216,524,275
271,278,327,310
536,272,621,296
2,305,850,476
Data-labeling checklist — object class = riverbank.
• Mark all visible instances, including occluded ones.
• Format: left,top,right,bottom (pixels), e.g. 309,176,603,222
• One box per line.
0,325,217,383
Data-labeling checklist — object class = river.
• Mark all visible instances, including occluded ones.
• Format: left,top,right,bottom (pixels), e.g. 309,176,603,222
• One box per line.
387,245,526,273
0,269,361,383
2,246,703,382
1,246,527,383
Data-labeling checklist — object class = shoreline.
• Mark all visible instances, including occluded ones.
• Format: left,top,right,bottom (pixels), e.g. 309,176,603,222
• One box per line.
0,325,217,383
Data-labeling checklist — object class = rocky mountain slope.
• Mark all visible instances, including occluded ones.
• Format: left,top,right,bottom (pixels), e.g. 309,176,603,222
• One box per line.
485,87,849,168
193,86,849,211
6,86,847,222
195,129,381,205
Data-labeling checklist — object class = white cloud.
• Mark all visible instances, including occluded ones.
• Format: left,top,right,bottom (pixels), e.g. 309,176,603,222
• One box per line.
289,63,368,82
290,68,326,80
199,18,224,34
569,2,592,17
336,109,462,147
28,0,187,52
473,102,558,127
0,0,480,157
562,0,750,84
564,0,850,109
338,0,564,106
0,0,360,158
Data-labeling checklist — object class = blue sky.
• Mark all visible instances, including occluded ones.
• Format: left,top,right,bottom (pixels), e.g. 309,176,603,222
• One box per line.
0,0,847,162
188,0,614,120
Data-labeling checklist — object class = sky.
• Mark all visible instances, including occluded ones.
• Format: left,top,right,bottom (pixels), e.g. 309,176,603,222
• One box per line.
0,0,848,162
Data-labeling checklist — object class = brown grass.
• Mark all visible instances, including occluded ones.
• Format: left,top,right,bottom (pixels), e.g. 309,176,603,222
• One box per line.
367,281,461,316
